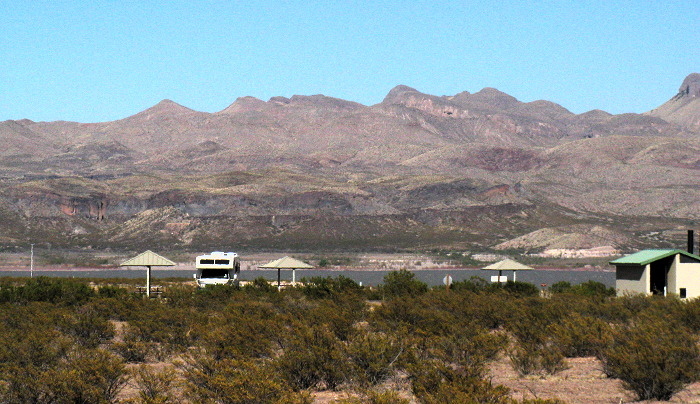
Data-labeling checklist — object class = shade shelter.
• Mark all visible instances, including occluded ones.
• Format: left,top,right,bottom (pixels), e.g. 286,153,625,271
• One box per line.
259,256,314,290
120,250,175,297
482,259,533,283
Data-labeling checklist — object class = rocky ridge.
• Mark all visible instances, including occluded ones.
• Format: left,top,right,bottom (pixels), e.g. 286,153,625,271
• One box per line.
0,74,699,252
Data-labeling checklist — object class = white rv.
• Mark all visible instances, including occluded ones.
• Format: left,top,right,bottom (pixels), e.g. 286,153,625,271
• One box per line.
194,251,240,287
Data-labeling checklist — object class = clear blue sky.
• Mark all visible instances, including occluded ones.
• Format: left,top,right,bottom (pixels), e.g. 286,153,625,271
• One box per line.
1,0,698,123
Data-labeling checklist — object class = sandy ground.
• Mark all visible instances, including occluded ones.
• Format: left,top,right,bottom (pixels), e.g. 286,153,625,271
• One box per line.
117,355,700,403
488,355,700,404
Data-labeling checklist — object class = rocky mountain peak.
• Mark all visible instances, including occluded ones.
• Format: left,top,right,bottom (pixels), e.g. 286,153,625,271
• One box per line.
218,96,267,114
287,94,364,109
129,99,198,120
678,73,700,98
382,85,421,104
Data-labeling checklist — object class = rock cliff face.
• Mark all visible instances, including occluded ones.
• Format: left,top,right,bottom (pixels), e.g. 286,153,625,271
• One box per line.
0,74,699,251
678,73,700,98
647,73,700,129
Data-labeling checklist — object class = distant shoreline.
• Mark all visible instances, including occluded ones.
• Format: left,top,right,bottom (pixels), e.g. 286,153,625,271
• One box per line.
0,265,615,272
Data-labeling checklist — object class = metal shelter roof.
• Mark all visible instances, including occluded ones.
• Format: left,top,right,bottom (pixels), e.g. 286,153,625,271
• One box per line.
481,259,533,271
259,256,314,269
610,249,700,266
120,250,176,267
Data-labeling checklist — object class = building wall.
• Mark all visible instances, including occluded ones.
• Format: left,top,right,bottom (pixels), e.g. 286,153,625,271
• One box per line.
673,261,700,299
616,264,648,296
667,255,678,294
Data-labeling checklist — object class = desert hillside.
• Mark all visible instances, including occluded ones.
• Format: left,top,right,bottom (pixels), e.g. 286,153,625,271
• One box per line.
1,74,699,252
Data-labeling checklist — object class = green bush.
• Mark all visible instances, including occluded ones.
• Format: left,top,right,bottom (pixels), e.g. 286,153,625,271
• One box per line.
346,331,404,387
450,276,489,293
275,325,348,391
493,280,540,297
1,348,128,404
334,390,410,404
509,341,567,377
409,360,514,404
549,312,612,358
180,351,312,404
549,281,572,294
301,275,363,299
199,312,278,360
0,277,96,305
506,299,568,376
600,316,700,400
130,364,178,404
59,305,115,348
380,269,428,299
550,281,615,298
428,330,507,375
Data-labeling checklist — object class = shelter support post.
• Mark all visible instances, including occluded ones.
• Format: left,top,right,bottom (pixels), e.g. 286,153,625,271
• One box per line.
278,268,281,291
146,265,151,297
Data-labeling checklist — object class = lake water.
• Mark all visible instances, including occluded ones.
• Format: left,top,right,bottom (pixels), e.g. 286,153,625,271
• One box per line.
0,268,615,289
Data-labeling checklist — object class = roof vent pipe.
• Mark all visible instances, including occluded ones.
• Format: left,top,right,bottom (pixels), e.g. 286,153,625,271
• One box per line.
689,230,695,255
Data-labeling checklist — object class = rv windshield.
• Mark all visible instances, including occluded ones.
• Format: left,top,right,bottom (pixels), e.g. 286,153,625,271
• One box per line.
200,268,229,278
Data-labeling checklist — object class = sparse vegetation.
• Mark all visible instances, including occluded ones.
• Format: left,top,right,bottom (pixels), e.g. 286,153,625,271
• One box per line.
0,272,698,402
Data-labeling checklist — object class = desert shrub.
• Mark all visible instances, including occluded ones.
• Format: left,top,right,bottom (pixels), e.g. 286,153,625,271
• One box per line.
244,276,277,293
298,297,368,341
679,297,700,332
84,296,141,321
506,299,568,375
456,292,516,330
573,280,616,297
112,325,153,363
130,364,179,404
599,294,654,323
275,325,348,391
301,275,363,299
370,295,456,338
408,359,514,404
0,307,72,368
97,285,129,298
0,276,96,305
549,281,572,294
124,304,202,355
189,283,239,307
180,351,311,404
428,329,508,374
509,341,568,376
346,331,404,387
334,390,410,404
600,315,700,400
550,281,615,298
549,312,612,357
199,312,278,360
59,304,115,348
1,348,128,404
380,269,428,299
53,348,128,403
493,280,540,297
450,276,489,292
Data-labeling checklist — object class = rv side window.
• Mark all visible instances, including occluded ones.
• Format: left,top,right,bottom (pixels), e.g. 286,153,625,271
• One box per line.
215,259,230,265
681,288,687,299
200,259,215,264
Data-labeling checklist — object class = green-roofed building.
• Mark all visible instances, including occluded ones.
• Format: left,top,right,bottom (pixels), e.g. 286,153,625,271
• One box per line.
610,249,700,298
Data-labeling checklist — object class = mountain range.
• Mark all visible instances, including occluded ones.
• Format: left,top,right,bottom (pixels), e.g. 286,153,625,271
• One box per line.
1,74,699,254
